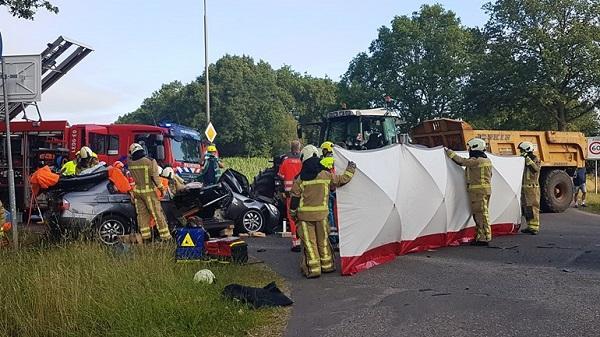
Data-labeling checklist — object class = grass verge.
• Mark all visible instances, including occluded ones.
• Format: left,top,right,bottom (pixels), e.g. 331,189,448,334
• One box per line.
574,176,600,215
0,243,289,337
222,158,271,183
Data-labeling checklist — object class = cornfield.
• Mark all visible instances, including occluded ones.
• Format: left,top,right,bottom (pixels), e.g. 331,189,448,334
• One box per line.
222,157,271,182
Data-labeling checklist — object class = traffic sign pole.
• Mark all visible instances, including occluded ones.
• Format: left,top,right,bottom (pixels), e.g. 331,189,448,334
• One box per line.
1,32,19,249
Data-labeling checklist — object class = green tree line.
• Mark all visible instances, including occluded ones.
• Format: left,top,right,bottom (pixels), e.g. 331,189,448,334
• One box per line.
115,0,600,156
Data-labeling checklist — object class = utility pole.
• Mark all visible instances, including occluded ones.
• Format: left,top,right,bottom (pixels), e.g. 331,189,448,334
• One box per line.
0,32,18,249
204,0,210,125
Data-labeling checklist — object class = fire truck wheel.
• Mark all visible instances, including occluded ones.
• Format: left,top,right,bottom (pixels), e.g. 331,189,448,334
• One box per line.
95,214,128,245
238,209,264,233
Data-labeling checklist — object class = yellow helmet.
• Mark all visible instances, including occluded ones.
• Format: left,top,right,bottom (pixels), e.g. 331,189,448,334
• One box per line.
466,138,487,151
320,141,334,154
207,145,217,152
91,152,98,159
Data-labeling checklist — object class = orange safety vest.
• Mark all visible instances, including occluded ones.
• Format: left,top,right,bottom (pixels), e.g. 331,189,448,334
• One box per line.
108,166,132,194
30,166,60,196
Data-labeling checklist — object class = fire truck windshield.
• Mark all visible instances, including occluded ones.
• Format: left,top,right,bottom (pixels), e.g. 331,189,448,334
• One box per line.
171,138,201,163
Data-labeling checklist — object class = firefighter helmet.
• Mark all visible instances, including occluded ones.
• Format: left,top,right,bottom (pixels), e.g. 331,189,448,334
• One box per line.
466,138,487,151
518,141,535,153
300,145,321,163
129,143,144,155
161,166,175,179
320,141,335,155
207,145,217,153
78,146,93,159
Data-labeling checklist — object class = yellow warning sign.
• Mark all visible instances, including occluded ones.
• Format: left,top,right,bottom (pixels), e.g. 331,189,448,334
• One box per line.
181,233,195,247
205,122,217,143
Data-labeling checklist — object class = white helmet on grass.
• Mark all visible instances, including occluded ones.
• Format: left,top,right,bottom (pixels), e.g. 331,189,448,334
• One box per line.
193,269,216,284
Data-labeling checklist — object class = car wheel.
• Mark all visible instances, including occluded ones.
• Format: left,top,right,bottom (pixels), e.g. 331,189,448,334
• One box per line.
238,209,264,233
96,215,128,245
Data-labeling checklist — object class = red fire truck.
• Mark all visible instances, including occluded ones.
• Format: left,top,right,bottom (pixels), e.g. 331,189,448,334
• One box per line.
0,120,205,210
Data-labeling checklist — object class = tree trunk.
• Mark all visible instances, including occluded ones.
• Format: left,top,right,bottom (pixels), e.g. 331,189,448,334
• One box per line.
556,102,567,131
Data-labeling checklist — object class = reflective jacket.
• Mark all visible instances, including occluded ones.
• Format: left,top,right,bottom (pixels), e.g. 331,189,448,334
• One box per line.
522,156,541,188
61,160,77,176
447,150,493,194
290,166,355,221
108,166,132,194
278,154,302,192
128,157,163,194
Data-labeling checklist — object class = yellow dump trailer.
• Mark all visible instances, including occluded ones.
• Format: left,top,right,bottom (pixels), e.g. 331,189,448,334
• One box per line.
411,118,588,213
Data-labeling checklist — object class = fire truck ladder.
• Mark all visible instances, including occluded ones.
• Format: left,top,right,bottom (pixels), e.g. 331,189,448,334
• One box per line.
1,36,93,121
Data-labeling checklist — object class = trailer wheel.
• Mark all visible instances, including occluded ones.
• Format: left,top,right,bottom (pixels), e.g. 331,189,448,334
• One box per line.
540,169,573,213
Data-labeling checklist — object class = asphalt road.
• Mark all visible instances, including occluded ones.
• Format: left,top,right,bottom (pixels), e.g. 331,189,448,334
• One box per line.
248,209,600,337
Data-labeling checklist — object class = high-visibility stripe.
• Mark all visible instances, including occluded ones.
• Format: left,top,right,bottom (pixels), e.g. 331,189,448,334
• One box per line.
300,222,319,273
344,171,354,178
468,184,491,190
319,220,333,269
298,179,329,213
448,151,457,159
524,184,539,188
130,165,154,193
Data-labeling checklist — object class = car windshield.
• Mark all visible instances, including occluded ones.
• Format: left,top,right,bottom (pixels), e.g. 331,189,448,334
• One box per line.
171,138,200,163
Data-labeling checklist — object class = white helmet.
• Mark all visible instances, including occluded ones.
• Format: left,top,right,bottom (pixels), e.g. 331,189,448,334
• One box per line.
129,143,144,155
300,145,321,163
518,141,534,153
161,166,175,179
466,138,487,151
193,269,216,284
79,146,93,159
157,165,163,176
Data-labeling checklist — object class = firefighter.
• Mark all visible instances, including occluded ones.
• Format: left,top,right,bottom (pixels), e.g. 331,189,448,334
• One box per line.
61,153,79,176
445,138,493,246
128,143,172,242
290,145,356,278
320,141,339,247
518,141,541,235
160,166,186,197
278,140,303,252
199,144,224,185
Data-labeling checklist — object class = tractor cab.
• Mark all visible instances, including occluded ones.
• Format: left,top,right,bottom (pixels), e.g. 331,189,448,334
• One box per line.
299,108,405,150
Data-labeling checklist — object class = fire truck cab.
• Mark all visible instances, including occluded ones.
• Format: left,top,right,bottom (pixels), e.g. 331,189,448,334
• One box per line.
1,120,204,210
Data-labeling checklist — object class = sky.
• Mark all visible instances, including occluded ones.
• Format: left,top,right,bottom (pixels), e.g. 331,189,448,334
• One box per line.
1,0,488,124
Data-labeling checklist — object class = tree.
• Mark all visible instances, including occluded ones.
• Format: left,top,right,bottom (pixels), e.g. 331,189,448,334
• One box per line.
340,4,475,128
468,0,600,131
1,0,58,19
118,55,339,157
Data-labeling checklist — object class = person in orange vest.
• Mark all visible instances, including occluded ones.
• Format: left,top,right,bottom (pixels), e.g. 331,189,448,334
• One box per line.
278,140,303,252
108,161,132,194
160,166,186,197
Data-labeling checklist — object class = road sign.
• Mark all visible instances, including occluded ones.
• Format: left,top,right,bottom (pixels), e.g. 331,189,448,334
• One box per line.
0,55,42,103
205,122,217,143
587,137,600,160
